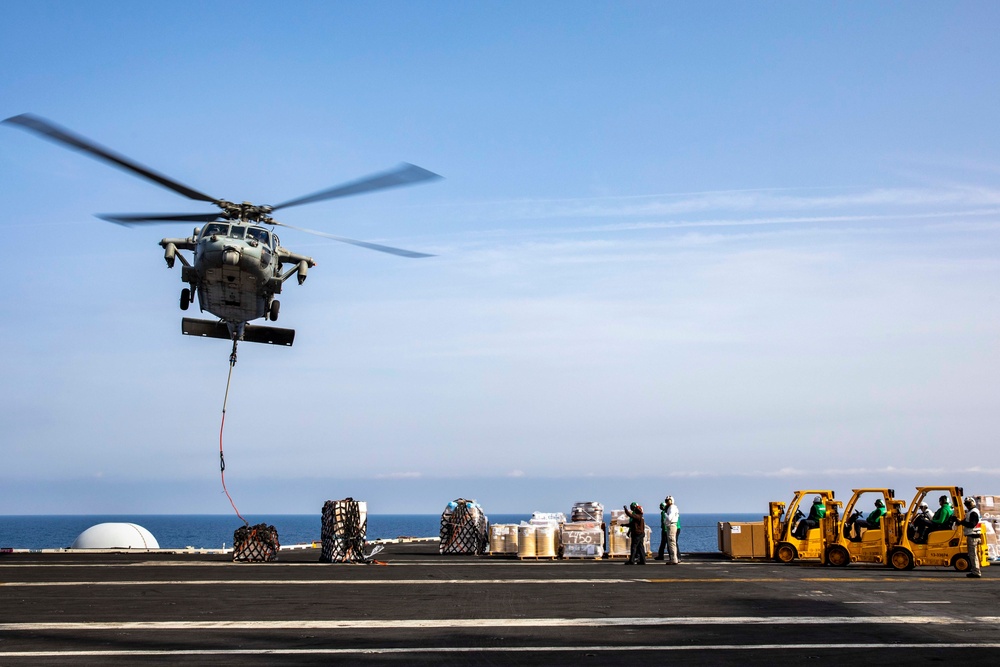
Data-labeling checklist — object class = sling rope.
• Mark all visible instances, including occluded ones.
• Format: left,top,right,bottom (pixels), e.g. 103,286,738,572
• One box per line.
220,338,247,526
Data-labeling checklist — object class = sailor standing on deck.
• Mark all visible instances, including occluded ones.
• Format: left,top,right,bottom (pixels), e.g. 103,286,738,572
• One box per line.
656,496,680,564
623,503,646,565
957,498,983,578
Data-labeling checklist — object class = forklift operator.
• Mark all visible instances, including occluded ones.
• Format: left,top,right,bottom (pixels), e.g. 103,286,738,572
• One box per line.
852,498,886,540
792,496,826,539
931,495,955,528
910,501,931,541
914,495,955,541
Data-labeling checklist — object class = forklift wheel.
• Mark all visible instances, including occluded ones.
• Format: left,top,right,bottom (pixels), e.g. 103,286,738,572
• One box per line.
826,545,850,567
889,548,914,571
775,543,796,564
952,554,971,572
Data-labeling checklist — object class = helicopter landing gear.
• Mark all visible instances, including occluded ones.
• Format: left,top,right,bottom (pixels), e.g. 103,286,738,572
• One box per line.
268,299,280,321
180,287,191,311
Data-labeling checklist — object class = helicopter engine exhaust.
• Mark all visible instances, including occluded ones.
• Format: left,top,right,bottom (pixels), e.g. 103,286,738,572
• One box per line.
163,242,176,268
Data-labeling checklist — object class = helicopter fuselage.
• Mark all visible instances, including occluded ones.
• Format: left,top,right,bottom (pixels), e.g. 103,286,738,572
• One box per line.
3,113,439,346
161,222,315,340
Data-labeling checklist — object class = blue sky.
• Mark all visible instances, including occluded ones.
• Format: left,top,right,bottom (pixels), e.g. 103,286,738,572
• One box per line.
2,2,999,515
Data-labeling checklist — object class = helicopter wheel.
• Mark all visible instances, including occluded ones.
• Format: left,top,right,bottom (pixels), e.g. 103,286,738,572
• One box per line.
180,288,190,311
268,299,280,321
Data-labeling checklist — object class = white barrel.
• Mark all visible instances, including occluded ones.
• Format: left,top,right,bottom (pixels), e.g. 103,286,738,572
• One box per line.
504,524,519,553
489,525,506,553
535,524,557,557
517,525,537,557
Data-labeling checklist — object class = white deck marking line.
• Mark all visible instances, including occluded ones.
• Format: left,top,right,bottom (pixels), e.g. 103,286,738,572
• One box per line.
0,578,633,587
0,575,965,586
3,643,1000,657
906,601,951,604
3,616,999,631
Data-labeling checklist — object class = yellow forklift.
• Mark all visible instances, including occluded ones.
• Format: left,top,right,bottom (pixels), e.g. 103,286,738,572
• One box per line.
825,488,905,567
765,490,841,564
888,486,989,572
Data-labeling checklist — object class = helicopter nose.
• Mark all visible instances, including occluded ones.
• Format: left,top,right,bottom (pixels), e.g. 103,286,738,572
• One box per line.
222,247,241,266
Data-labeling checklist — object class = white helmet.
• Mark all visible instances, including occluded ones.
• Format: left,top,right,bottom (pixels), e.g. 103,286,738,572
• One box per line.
919,502,929,509
813,496,822,503
964,497,977,509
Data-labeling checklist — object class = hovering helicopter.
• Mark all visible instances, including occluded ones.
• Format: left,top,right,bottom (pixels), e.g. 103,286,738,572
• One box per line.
3,113,441,347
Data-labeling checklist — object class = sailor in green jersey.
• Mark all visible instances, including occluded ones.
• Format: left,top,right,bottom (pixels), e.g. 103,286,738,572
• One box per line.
851,498,886,540
912,495,955,542
931,495,954,527
793,496,826,539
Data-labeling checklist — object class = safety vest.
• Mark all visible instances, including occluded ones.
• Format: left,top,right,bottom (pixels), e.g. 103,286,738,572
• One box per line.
964,508,982,537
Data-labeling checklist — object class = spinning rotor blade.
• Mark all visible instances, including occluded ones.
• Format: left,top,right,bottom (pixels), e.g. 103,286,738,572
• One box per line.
272,221,434,258
271,163,442,211
3,114,218,204
98,212,224,226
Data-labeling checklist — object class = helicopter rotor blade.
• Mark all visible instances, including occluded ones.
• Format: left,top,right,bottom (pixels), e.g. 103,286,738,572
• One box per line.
98,212,224,226
271,163,441,212
3,113,219,204
271,221,434,258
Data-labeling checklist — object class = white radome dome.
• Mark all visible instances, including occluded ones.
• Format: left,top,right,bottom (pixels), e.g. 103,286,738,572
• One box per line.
71,523,160,549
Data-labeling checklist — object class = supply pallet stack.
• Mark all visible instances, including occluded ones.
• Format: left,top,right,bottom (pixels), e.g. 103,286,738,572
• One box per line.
561,502,606,560
487,524,519,557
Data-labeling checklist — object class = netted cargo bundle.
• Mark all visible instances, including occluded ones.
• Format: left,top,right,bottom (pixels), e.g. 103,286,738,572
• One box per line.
571,501,604,524
320,498,368,563
561,521,604,558
439,499,488,555
232,523,280,563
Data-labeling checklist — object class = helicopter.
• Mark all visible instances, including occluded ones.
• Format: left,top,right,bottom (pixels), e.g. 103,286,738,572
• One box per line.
3,113,441,347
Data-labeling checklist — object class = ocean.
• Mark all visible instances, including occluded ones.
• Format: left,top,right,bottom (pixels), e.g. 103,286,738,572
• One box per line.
0,513,763,553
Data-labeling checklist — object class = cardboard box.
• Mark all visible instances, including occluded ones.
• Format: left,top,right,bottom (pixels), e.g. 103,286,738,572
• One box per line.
720,521,767,558
974,495,1000,518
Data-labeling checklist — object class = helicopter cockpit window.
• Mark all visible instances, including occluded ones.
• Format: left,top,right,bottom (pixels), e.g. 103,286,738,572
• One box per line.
229,225,247,239
202,223,229,238
246,228,270,246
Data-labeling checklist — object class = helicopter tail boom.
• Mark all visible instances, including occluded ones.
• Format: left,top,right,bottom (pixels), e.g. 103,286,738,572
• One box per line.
181,318,295,346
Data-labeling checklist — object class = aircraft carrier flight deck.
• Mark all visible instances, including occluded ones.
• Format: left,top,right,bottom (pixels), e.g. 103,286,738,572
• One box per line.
1,543,996,665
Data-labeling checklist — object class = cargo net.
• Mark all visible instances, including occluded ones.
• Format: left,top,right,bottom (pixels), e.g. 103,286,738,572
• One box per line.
439,498,488,555
320,499,368,563
232,523,280,563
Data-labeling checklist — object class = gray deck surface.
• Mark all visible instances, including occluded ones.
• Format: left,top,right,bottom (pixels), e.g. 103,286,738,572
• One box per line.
0,544,996,665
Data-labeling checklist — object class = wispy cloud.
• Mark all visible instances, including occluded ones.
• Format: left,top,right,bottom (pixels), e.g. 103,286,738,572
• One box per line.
442,185,1000,225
